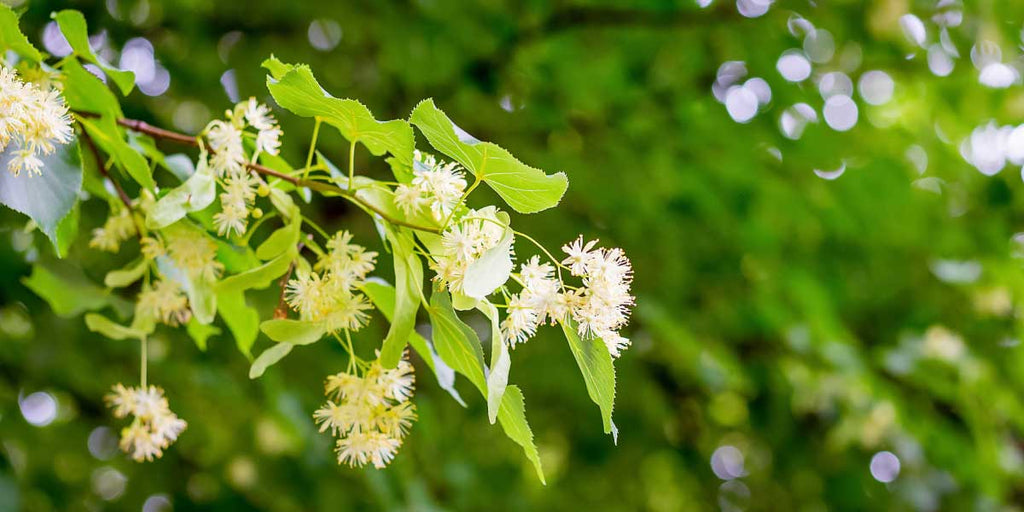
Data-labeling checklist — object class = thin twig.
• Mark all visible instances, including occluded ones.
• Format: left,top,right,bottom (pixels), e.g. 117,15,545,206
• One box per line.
273,237,308,319
73,111,441,234
80,127,132,208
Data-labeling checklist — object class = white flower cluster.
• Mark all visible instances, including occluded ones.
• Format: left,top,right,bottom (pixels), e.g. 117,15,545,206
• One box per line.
105,384,187,462
89,207,137,252
394,150,467,221
286,231,377,332
431,206,509,295
140,224,224,284
0,66,72,176
314,355,417,468
205,98,281,236
561,237,634,357
504,237,634,358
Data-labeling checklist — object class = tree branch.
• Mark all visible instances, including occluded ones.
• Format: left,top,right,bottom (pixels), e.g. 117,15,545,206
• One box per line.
74,111,440,234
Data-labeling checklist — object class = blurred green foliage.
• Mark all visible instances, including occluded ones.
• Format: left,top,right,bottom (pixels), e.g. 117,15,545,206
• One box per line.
5,0,1024,510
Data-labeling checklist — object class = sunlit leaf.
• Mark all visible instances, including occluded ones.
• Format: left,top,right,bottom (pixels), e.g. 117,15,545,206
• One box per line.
52,10,135,95
186,317,221,350
479,301,509,424
263,57,413,162
217,288,260,358
85,313,145,341
0,5,42,61
104,258,149,288
561,321,616,435
410,99,568,214
249,343,293,379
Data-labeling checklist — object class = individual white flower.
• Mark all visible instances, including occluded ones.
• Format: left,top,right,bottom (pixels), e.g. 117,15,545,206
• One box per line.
393,183,428,216
243,97,275,131
254,125,282,157
206,120,246,177
285,268,373,332
502,293,539,346
561,236,599,277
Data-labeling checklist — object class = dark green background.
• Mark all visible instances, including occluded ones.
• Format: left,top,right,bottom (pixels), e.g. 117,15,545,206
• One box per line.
4,0,1024,510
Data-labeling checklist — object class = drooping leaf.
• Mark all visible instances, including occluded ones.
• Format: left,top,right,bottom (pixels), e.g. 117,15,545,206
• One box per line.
496,385,545,484
147,156,215,229
0,139,82,248
85,313,145,341
104,258,149,288
163,154,195,182
463,229,514,299
0,5,42,61
80,117,154,191
156,252,216,324
410,99,568,214
262,57,413,162
259,319,326,345
362,278,466,406
427,290,486,391
479,301,510,424
186,317,221,350
561,321,617,435
52,10,135,95
216,288,260,358
249,343,293,379
22,260,131,318
378,227,423,368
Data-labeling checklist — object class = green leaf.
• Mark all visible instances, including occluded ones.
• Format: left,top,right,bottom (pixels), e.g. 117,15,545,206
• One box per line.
217,247,296,293
216,288,260,358
61,57,123,118
262,57,413,161
259,319,326,345
22,260,131,318
249,343,293,379
463,229,514,299
362,278,466,407
255,214,301,260
0,5,42,61
561,321,616,434
379,227,423,368
85,313,145,340
80,117,154,190
52,10,135,95
409,99,568,214
496,385,545,484
147,156,215,229
479,301,510,424
55,201,80,258
156,253,216,324
104,258,149,288
186,317,221,350
427,290,486,392
0,139,82,248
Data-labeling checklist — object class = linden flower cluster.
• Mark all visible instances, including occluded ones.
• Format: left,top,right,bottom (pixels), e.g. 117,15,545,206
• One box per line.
431,206,509,295
314,356,417,468
136,279,191,326
286,231,377,332
142,225,224,283
205,98,282,236
504,237,634,358
89,207,137,252
394,150,468,221
105,384,187,462
0,66,73,176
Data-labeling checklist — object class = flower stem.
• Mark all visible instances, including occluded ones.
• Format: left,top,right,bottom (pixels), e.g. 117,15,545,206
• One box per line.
303,117,322,180
347,140,356,191
140,335,148,388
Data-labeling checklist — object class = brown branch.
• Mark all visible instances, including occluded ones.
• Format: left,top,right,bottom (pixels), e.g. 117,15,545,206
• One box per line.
80,127,133,208
74,111,440,234
273,237,308,320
